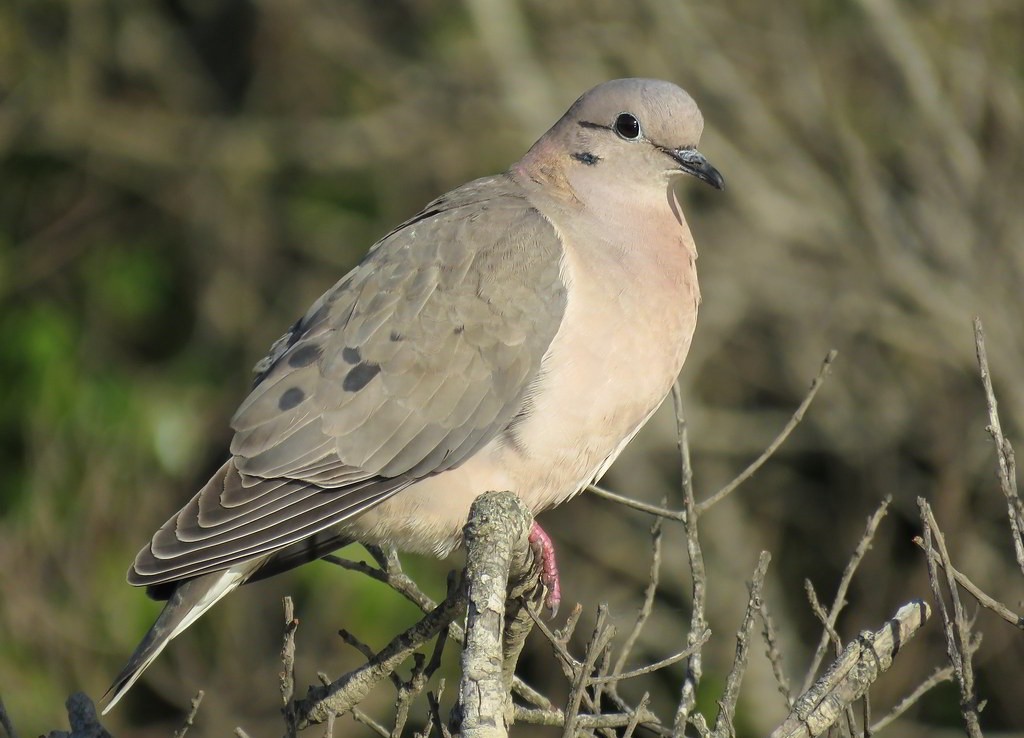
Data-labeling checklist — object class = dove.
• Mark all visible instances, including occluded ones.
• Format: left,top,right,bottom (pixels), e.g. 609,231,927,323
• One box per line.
103,77,724,711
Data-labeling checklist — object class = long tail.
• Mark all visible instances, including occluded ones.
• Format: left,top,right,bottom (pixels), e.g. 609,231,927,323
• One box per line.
101,566,250,714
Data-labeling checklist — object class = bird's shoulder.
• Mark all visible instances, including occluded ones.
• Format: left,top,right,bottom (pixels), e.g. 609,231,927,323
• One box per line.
230,171,568,480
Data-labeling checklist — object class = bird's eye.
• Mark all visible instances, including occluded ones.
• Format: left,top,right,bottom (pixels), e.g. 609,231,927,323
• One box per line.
614,113,641,140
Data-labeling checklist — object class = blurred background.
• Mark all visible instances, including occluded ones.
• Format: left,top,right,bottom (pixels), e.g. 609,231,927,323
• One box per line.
2,0,1023,735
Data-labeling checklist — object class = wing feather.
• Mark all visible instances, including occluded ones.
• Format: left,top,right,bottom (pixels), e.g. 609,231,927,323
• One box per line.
130,174,568,586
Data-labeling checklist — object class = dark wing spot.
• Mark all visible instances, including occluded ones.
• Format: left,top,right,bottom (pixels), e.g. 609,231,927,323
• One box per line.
288,344,322,368
404,207,442,229
389,330,403,342
342,346,361,364
343,362,381,392
453,325,465,335
571,151,600,166
278,387,306,411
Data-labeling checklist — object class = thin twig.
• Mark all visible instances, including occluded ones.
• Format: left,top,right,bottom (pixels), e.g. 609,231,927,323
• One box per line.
804,580,843,657
974,317,1024,577
912,536,1024,630
528,604,583,677
0,698,19,738
919,499,984,738
515,706,662,730
562,605,617,738
614,516,665,677
529,602,620,732
327,551,470,652
512,678,553,710
591,629,711,683
622,693,651,738
697,350,837,515
294,586,464,728
426,683,451,738
338,629,405,692
323,555,442,620
671,383,708,736
393,653,426,737
351,707,390,737
588,484,686,521
769,600,931,738
758,595,794,708
869,665,954,732
173,691,204,738
281,597,299,738
801,496,891,692
712,552,772,738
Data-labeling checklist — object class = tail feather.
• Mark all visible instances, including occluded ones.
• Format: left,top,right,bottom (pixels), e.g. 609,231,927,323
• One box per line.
102,567,250,714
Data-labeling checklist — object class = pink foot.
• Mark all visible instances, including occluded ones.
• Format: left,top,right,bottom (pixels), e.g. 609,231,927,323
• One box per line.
528,521,561,617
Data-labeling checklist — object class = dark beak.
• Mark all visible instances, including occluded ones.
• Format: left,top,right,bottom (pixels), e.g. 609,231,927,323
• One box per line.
666,148,725,190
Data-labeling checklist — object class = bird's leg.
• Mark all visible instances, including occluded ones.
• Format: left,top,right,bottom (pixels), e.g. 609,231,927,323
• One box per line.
528,521,561,617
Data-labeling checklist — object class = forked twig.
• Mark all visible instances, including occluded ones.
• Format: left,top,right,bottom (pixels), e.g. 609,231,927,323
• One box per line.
671,383,708,736
711,552,772,738
869,665,954,732
770,601,931,738
973,317,1024,577
919,499,984,738
913,536,1024,630
698,350,837,515
174,691,204,738
801,496,891,692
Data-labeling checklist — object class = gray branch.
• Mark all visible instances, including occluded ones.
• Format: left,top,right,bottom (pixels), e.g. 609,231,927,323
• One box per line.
43,693,112,738
455,491,539,738
769,600,931,738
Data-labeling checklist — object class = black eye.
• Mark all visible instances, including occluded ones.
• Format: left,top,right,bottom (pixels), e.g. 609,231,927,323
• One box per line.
614,113,641,140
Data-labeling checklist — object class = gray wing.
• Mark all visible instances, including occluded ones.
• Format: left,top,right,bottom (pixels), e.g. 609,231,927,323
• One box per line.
130,175,568,586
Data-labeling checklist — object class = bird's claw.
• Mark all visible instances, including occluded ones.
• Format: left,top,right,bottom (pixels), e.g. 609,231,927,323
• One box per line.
528,521,561,617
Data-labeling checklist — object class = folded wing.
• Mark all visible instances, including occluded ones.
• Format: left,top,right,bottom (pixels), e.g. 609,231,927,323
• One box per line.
130,175,568,587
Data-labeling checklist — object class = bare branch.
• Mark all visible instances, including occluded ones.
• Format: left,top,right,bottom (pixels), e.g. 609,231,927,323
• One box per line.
591,629,711,683
671,383,708,736
0,697,20,738
281,597,299,737
758,596,794,708
322,554,443,623
712,552,772,738
973,317,1024,577
528,604,584,678
919,499,984,738
588,484,686,522
511,678,552,710
350,707,390,737
912,536,1024,630
562,605,617,738
869,665,954,733
802,496,891,692
457,491,537,738
698,350,837,515
173,691,204,738
515,706,661,730
613,516,665,678
294,583,463,729
769,600,931,738
42,694,111,738
804,580,843,658
622,693,651,738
